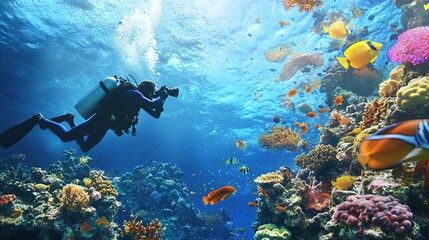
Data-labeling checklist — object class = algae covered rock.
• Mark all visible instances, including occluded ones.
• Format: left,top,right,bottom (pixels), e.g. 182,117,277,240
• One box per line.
254,223,291,240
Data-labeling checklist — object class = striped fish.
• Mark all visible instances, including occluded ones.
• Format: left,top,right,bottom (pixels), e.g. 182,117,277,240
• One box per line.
238,166,251,174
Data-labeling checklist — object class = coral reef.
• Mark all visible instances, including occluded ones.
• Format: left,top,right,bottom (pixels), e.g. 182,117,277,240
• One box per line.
399,0,429,30
89,170,119,197
254,223,291,240
396,76,429,109
263,43,293,62
122,218,165,240
281,0,322,12
258,126,302,151
279,52,324,81
332,195,414,237
389,26,429,66
60,184,90,212
294,144,342,181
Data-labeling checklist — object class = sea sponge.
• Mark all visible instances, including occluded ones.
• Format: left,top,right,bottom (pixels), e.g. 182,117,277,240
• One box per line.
396,76,429,109
388,26,429,66
60,184,90,212
258,126,302,151
254,223,291,240
254,172,284,184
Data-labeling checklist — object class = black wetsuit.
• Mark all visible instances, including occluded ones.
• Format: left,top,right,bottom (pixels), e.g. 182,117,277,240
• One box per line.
39,89,166,152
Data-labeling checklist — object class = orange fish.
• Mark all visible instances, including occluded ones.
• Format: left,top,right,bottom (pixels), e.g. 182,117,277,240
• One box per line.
306,111,318,118
357,120,429,186
332,113,351,125
275,206,286,211
333,96,343,106
287,89,298,97
314,123,321,129
279,21,290,26
305,85,311,93
247,201,259,207
300,123,309,133
202,186,237,205
294,122,300,127
236,140,247,151
320,193,331,198
318,108,330,113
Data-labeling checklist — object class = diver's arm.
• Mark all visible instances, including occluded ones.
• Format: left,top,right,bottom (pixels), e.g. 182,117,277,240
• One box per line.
142,106,163,119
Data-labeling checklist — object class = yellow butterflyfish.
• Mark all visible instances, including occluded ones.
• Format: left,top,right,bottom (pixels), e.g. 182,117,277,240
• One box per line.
331,176,356,190
336,40,382,69
323,21,348,39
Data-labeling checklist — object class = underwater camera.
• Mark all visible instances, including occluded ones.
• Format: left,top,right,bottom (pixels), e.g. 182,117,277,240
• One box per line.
157,85,179,97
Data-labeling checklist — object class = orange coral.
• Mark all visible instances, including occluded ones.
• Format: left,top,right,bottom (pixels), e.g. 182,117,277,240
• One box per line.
331,112,351,125
282,0,323,12
263,43,293,62
0,194,16,206
258,126,302,151
123,219,165,240
279,52,324,81
303,184,330,211
360,98,388,130
80,221,92,232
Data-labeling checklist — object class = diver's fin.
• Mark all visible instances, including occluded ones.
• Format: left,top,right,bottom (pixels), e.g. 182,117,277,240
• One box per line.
0,114,40,148
336,57,350,69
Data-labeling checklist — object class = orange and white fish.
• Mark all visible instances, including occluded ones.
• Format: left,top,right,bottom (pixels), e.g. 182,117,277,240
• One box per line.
202,186,237,205
236,140,247,151
357,120,429,185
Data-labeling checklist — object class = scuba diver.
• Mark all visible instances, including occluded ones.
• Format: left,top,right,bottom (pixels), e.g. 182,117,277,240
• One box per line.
0,75,179,152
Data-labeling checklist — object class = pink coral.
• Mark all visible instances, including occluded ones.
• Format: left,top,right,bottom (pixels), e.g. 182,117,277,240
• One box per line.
333,194,413,236
388,26,429,66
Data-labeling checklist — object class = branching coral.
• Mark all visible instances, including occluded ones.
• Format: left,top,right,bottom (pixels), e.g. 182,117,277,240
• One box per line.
282,0,322,12
60,184,90,212
254,172,284,184
263,43,293,62
89,170,118,196
294,145,339,180
123,219,165,240
279,52,324,81
359,98,388,130
258,126,302,151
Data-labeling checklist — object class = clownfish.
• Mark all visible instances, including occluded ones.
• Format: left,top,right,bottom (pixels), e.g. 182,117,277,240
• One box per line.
336,40,382,69
357,120,429,186
202,186,237,205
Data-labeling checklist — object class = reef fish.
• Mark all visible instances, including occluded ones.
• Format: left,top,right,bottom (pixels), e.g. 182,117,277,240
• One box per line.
287,89,298,97
323,21,348,39
425,3,429,10
333,96,343,106
331,175,356,190
336,40,382,69
225,157,241,165
236,140,248,151
202,186,237,205
238,166,251,174
357,120,429,185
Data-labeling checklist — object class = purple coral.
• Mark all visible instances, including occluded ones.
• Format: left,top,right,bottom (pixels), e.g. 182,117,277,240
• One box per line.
333,194,413,236
388,26,429,66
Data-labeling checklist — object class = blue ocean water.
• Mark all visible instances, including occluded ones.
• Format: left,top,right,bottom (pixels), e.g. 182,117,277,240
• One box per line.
0,0,407,239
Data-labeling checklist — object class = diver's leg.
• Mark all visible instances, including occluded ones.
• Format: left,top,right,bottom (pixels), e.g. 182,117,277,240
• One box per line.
78,128,109,152
40,113,76,129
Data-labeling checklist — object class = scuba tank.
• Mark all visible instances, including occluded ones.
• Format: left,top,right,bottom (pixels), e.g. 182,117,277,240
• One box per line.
74,77,119,119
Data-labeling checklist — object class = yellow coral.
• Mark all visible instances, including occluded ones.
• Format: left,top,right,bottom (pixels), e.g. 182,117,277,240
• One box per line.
83,178,92,187
389,65,404,81
254,172,284,184
378,79,399,97
397,76,429,109
96,217,110,228
123,219,165,240
60,184,90,212
258,126,302,151
89,170,118,196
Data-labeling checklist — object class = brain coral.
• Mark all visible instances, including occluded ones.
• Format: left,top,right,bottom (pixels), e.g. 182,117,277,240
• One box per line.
396,76,429,109
388,26,429,66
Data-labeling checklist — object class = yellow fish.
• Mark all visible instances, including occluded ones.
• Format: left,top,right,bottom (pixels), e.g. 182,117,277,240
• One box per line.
336,40,382,69
236,140,247,151
323,21,348,39
357,120,429,186
331,176,356,190
424,3,429,10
